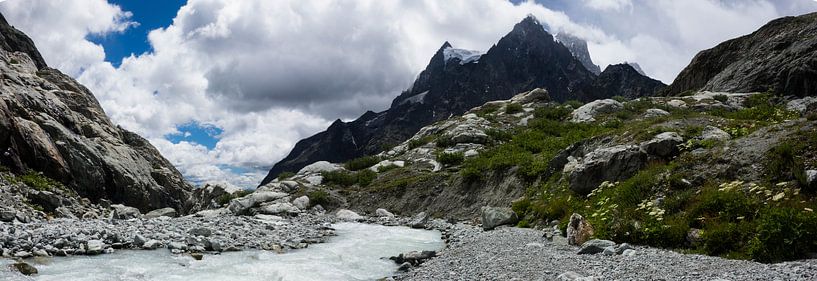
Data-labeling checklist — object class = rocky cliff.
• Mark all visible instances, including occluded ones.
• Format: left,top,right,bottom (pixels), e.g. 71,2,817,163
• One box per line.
593,63,666,99
666,12,817,96
0,13,192,212
261,16,664,185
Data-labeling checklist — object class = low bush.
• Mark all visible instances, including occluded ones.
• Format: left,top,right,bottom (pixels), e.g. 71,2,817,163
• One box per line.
437,152,464,166
308,190,330,207
277,171,295,181
505,103,524,114
713,94,728,103
20,171,63,192
408,136,434,149
321,169,377,187
748,207,817,263
344,156,381,171
533,106,572,121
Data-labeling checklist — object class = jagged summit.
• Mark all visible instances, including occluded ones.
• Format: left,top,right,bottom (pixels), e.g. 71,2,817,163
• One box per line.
556,32,602,75
259,16,665,185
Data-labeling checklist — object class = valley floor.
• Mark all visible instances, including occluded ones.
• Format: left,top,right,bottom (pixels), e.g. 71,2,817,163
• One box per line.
398,225,817,281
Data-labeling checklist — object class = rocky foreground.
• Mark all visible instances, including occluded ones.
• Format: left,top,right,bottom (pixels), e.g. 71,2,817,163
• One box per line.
398,225,817,281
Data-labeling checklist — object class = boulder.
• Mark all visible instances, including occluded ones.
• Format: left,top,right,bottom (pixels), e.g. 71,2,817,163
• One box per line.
54,207,77,219
376,208,395,218
701,126,731,142
390,250,436,266
570,99,623,123
640,132,683,158
111,204,142,220
142,240,161,250
480,207,518,230
566,213,594,246
569,145,647,195
666,99,687,108
168,242,187,251
409,212,429,229
292,196,310,210
0,207,17,222
786,96,817,114
297,161,342,175
511,88,551,104
259,203,300,216
643,108,670,118
189,227,212,237
615,243,634,255
30,190,63,211
577,239,616,255
335,209,363,221
133,234,147,247
228,192,288,215
12,262,38,276
190,252,204,260
806,170,817,189
85,240,104,255
557,271,595,281
144,207,177,219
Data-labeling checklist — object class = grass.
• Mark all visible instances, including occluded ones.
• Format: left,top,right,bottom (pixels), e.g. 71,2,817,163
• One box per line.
19,171,65,192
505,103,524,114
308,190,330,207
277,172,295,181
321,169,377,187
344,156,381,171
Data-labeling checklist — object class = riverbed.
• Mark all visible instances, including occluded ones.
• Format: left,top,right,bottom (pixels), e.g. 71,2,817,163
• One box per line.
0,222,444,281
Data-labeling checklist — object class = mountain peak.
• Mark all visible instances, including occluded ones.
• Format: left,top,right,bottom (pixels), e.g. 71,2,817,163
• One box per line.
511,14,548,36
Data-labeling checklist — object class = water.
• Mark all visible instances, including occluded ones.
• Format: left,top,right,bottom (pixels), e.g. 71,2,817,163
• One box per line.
0,223,443,281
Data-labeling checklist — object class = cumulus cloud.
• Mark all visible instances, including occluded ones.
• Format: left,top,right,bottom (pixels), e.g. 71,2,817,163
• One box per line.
2,0,815,188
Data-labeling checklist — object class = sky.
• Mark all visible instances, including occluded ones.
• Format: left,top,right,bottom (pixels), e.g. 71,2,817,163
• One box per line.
0,0,815,189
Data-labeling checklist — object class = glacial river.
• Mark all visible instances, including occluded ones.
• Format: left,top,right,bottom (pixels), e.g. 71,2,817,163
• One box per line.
0,222,444,281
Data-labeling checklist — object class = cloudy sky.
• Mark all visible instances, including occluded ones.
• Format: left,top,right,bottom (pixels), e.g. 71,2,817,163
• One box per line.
0,0,815,189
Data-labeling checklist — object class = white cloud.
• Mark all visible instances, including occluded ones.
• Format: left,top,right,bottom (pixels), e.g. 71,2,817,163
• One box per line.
2,0,815,188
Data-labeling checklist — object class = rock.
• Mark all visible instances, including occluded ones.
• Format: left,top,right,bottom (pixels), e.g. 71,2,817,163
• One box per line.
592,64,667,100
85,240,104,255
464,149,479,157
622,249,637,256
397,262,412,272
615,243,634,255
53,207,76,219
786,97,817,113
806,170,817,189
81,211,100,220
335,209,363,221
511,88,551,104
602,246,616,256
666,99,687,108
569,145,647,195
480,207,518,231
409,212,429,229
687,228,704,247
391,250,436,266
12,262,38,276
570,99,623,123
142,240,161,250
33,249,49,257
297,161,342,175
0,207,16,222
190,253,204,260
292,196,310,210
375,208,395,218
644,108,670,118
30,190,63,211
577,239,616,255
259,203,300,216
641,132,683,158
557,271,596,281
168,242,187,251
14,251,32,258
144,207,177,219
228,192,288,215
133,234,147,247
701,126,731,142
111,204,142,220
228,197,255,215
567,213,594,246
189,228,212,237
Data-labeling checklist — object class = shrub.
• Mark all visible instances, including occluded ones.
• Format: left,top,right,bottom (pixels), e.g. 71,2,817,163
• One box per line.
408,136,434,149
356,169,377,187
565,100,584,109
748,207,817,263
321,170,358,186
766,142,805,183
308,190,330,207
476,103,501,117
376,164,398,173
344,156,381,171
216,189,253,206
505,103,524,114
437,152,464,166
20,171,63,192
533,106,572,121
806,111,817,121
485,129,512,143
435,135,456,148
713,94,728,103
611,95,628,103
277,171,295,181
702,221,753,257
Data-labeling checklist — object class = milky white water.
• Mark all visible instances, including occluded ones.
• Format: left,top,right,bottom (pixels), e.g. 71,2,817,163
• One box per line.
0,222,443,281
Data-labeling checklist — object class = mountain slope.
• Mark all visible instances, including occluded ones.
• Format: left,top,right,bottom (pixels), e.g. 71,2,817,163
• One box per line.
666,12,817,96
261,16,665,186
594,63,666,99
0,14,192,212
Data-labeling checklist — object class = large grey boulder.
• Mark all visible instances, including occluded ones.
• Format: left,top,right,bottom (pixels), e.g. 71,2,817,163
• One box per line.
228,191,287,215
85,240,104,255
12,262,38,276
111,204,142,220
0,207,17,222
292,196,310,210
409,212,430,229
641,132,683,158
643,108,670,118
806,170,817,189
510,88,551,104
577,239,616,255
144,207,177,219
569,145,647,195
481,207,518,230
567,213,594,246
297,161,342,175
336,209,363,221
376,208,395,218
259,203,300,216
570,99,623,123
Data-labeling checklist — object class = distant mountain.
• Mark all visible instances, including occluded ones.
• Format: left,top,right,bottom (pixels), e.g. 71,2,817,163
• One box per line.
666,12,817,96
595,63,666,99
260,16,665,185
0,13,192,212
556,32,602,75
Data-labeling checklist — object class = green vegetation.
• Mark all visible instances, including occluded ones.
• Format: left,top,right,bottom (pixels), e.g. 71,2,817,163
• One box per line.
321,169,377,187
408,136,434,149
216,189,254,206
277,171,295,181
485,128,512,143
711,94,798,123
437,152,464,166
713,94,728,103
475,103,502,117
505,103,524,114
307,190,330,207
344,156,381,171
611,95,628,103
19,171,64,192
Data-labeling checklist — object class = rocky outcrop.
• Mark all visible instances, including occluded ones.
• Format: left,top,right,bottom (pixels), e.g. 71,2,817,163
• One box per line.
666,12,817,97
556,32,601,75
570,99,623,123
0,13,192,212
593,64,666,99
480,206,518,230
568,145,648,195
260,16,665,185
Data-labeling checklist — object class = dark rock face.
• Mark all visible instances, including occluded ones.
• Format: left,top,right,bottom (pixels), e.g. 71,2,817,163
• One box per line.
666,12,817,96
556,32,601,75
261,16,664,185
0,13,192,212
594,63,666,99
